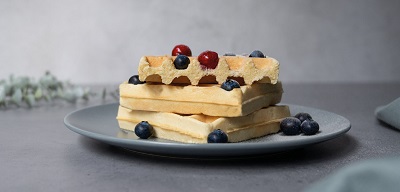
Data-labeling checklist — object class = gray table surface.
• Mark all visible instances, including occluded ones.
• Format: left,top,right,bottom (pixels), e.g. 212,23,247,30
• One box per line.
1,83,400,192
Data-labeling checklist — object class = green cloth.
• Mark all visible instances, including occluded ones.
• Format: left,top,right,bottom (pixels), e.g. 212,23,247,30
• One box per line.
304,157,400,192
375,97,400,129
305,98,400,192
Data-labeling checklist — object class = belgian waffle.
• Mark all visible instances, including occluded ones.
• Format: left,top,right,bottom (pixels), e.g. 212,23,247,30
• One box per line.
138,55,279,85
117,105,290,143
119,81,283,117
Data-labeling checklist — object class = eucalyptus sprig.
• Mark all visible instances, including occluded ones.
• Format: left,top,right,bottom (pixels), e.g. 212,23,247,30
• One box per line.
0,71,118,109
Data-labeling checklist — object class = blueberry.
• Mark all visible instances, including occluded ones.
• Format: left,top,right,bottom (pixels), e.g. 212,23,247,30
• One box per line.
174,55,190,70
134,121,153,139
301,120,319,135
280,117,301,135
221,79,240,91
295,112,312,123
249,50,266,58
223,53,236,56
207,129,228,143
128,75,145,85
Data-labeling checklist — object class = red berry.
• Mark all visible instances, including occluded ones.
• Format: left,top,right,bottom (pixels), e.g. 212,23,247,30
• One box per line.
198,50,219,70
172,44,192,56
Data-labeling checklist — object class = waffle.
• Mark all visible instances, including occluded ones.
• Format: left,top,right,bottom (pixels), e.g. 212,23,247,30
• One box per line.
138,55,279,85
117,105,290,143
119,81,283,117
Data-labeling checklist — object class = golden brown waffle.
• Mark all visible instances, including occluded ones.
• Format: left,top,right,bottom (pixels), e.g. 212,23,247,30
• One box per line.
117,105,290,143
119,81,283,117
138,55,279,85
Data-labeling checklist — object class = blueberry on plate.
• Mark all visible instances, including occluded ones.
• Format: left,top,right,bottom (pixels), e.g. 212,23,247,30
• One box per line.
301,120,320,135
134,121,153,139
128,75,145,85
221,79,240,91
249,50,266,58
295,112,312,123
280,117,302,135
174,55,190,69
207,129,228,143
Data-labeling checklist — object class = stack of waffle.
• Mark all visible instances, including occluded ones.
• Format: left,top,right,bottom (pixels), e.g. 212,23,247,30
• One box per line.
116,53,290,143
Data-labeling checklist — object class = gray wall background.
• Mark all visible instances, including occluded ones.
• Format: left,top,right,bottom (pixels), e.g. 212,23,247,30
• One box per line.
1,0,399,84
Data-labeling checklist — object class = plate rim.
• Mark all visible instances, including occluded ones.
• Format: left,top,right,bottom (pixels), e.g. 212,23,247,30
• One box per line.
64,103,351,156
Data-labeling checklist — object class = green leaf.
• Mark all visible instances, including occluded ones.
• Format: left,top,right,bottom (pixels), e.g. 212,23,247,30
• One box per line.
11,88,22,106
4,83,12,96
34,87,43,100
25,93,36,108
0,85,5,102
82,88,91,101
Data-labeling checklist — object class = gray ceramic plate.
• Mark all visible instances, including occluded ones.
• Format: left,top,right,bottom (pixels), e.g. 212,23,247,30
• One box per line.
64,103,351,158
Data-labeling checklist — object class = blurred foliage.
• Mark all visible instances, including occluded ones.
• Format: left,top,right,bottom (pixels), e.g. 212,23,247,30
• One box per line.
0,71,118,109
